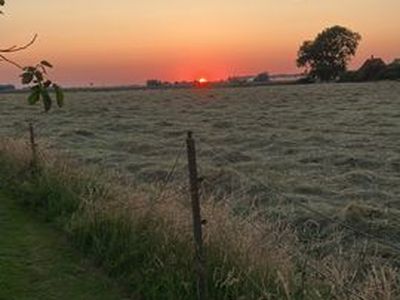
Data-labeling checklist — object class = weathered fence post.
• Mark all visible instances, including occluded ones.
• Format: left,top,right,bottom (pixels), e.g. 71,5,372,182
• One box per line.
29,122,38,171
186,131,207,300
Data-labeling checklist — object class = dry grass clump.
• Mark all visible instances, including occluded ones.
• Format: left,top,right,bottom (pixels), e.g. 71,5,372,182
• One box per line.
1,137,399,299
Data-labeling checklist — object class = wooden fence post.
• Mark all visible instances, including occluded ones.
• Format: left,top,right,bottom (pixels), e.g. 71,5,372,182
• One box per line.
29,123,38,171
186,131,207,300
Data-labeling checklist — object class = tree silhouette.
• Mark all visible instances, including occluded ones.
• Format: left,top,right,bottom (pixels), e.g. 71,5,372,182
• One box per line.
297,25,361,82
254,72,270,83
0,1,63,112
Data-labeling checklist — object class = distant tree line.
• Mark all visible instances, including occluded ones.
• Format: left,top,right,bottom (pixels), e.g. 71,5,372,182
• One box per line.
340,57,400,82
147,72,271,89
297,25,400,83
146,79,195,89
297,25,361,82
146,79,163,88
146,24,400,88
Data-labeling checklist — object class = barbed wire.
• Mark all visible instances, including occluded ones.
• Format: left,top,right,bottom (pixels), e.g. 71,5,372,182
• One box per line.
239,201,372,299
197,138,400,254
5,127,398,298
154,141,186,202
186,137,369,299
122,141,186,211
226,196,368,300
200,134,400,264
159,134,400,238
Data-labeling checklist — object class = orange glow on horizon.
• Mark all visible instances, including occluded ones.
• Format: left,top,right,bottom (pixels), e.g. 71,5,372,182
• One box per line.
1,1,399,87
194,77,209,88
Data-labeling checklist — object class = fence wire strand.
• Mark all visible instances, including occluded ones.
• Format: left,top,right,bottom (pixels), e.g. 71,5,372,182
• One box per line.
197,138,400,254
129,141,186,211
192,136,400,300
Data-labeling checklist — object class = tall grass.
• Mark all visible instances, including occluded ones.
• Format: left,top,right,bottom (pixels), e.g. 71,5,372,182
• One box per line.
0,137,398,299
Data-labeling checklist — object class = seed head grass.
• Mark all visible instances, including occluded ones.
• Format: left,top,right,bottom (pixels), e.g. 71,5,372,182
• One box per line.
0,138,399,299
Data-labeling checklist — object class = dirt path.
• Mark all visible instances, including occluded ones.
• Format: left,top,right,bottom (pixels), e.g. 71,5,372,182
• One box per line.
0,191,130,300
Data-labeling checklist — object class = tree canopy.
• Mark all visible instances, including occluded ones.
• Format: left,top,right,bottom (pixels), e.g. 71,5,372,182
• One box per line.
297,25,361,82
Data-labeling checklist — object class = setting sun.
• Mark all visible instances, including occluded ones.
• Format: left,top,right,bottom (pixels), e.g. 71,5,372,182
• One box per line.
1,1,400,299
1,1,399,86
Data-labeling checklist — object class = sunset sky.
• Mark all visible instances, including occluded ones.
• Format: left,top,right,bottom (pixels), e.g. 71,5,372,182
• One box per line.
1,0,399,87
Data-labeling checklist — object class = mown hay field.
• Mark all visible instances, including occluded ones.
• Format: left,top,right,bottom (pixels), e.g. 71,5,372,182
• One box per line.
1,82,399,220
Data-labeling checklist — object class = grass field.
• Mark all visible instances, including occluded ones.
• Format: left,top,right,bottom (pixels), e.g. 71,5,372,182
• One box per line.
1,82,399,216
1,81,400,299
0,191,130,300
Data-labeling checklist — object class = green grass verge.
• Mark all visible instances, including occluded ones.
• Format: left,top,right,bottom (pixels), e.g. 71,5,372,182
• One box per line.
0,190,130,300
0,142,301,299
1,139,398,299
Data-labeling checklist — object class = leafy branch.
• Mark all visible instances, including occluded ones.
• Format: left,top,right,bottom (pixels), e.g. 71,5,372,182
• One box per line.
0,0,64,112
23,62,64,112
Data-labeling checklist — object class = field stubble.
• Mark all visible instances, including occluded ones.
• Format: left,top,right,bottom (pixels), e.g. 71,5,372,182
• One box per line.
1,81,400,298
1,82,399,219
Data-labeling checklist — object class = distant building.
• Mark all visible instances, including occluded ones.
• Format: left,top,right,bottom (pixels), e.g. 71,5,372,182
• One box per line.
173,81,194,88
0,84,16,92
253,72,270,83
340,56,400,82
382,59,400,80
228,75,255,84
146,79,163,88
356,56,387,81
392,58,400,65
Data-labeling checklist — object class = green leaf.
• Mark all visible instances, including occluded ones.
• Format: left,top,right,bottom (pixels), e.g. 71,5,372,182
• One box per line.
41,60,53,68
41,89,52,112
21,72,33,85
53,84,64,108
27,87,41,105
34,71,43,82
43,80,52,88
24,66,36,72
